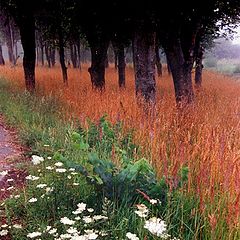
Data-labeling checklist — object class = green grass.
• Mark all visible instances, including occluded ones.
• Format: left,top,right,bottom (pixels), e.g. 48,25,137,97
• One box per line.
0,78,237,240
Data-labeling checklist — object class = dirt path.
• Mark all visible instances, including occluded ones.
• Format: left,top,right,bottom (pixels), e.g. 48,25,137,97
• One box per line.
0,116,27,200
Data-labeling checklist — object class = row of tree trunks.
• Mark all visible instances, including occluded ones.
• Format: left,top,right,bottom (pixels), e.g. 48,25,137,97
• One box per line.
16,18,203,106
0,45,5,65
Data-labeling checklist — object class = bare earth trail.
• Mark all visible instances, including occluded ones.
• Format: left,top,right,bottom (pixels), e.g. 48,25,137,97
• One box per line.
0,116,27,200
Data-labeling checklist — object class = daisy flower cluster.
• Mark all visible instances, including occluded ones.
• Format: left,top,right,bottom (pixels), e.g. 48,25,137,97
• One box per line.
1,153,181,240
133,203,180,240
25,201,109,239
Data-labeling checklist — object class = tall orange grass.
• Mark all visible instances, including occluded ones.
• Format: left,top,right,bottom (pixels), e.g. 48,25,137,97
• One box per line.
0,64,240,231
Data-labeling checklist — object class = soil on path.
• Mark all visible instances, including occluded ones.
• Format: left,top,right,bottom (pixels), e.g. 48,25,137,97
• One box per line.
0,116,27,200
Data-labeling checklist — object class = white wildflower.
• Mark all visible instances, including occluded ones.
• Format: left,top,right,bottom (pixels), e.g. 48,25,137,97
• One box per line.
1,224,8,228
84,230,98,239
60,217,75,225
14,195,20,199
77,202,87,212
71,235,87,240
60,233,72,239
0,171,8,176
149,199,158,205
6,178,14,182
69,168,75,172
82,216,93,223
6,186,14,191
73,182,79,186
66,227,78,234
47,156,52,160
36,184,47,189
28,198,38,203
99,231,108,236
144,217,167,237
56,168,67,173
87,208,94,213
26,175,39,181
13,224,22,229
27,231,42,238
45,187,54,193
0,229,8,236
48,228,57,235
55,162,63,167
32,155,44,165
135,204,148,218
92,215,108,221
126,232,139,240
46,166,54,170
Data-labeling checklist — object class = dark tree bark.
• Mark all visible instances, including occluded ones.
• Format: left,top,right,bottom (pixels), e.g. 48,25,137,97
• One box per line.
113,45,118,70
166,56,171,75
39,41,44,66
76,41,81,70
45,45,51,68
50,47,56,67
165,37,194,104
155,43,162,77
58,28,68,85
105,54,109,68
15,41,18,59
0,45,5,65
194,43,204,87
87,36,109,90
133,29,156,103
5,18,15,64
70,43,78,68
18,14,36,92
117,44,126,88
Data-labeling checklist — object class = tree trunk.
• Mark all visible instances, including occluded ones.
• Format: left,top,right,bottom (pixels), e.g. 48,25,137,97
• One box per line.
18,14,36,92
195,45,204,87
45,45,51,68
40,42,44,66
165,38,194,104
88,37,109,90
113,47,118,70
70,43,77,68
0,45,5,65
50,47,56,67
117,44,126,88
166,56,171,75
15,42,18,59
76,41,81,70
58,28,68,85
155,43,162,77
105,54,109,68
5,19,15,64
133,30,156,103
